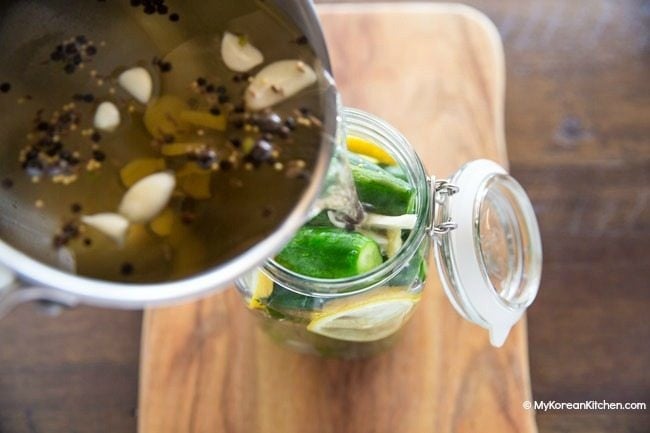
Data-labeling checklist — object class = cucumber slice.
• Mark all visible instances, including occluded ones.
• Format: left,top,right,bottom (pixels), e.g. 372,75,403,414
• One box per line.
347,151,415,214
346,151,387,173
275,227,383,278
266,284,325,313
351,164,415,215
381,164,408,182
389,254,428,287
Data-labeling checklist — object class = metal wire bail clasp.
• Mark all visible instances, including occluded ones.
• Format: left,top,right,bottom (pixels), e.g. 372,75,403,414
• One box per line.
428,178,459,239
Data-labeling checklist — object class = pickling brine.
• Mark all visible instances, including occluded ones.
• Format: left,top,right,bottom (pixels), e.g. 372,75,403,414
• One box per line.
0,0,335,283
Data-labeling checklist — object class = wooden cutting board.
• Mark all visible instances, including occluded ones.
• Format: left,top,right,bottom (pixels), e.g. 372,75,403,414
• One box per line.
139,4,537,433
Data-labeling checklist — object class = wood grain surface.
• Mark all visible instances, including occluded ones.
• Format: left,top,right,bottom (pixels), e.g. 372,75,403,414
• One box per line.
1,2,648,433
138,4,537,433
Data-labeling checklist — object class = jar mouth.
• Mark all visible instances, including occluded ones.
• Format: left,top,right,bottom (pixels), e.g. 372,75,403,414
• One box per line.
263,107,431,298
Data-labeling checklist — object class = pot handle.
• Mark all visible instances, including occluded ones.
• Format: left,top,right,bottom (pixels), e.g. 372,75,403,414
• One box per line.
0,264,79,319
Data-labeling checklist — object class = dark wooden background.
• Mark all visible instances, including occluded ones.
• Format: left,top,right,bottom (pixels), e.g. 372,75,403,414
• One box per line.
1,1,648,432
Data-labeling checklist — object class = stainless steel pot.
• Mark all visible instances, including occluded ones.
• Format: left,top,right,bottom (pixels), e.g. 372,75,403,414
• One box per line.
0,0,339,315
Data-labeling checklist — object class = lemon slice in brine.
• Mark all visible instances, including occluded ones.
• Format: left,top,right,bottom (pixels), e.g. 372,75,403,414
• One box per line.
247,270,274,310
306,289,420,342
346,136,397,166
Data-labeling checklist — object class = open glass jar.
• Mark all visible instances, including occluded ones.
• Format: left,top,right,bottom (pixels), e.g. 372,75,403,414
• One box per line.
236,108,542,358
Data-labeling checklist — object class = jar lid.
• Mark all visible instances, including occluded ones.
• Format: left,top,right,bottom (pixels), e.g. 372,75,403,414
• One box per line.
434,160,542,347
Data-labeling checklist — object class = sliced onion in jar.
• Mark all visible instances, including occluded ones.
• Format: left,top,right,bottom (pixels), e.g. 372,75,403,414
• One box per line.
385,228,403,258
357,228,389,249
362,213,417,230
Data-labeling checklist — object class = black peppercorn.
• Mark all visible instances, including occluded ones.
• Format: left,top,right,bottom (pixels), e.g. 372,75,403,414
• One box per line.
92,150,106,162
256,112,283,133
284,117,296,131
120,262,134,276
219,160,233,171
278,126,291,139
248,139,274,164
65,43,77,54
1,178,13,189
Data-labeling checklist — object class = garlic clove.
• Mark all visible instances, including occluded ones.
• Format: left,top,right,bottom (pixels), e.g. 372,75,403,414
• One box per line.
118,67,153,104
81,213,130,245
118,172,176,223
221,32,264,72
94,101,121,132
245,60,317,111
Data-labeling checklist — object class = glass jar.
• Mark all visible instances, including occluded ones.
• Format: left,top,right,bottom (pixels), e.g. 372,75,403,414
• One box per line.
236,108,542,358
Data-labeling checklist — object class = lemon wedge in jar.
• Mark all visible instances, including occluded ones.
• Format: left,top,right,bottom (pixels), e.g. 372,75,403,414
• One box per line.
247,270,274,310
306,289,420,342
346,136,396,165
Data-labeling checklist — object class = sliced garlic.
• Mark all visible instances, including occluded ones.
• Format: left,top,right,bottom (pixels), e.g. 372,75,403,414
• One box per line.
221,32,264,72
119,172,176,223
245,60,317,110
362,213,417,230
118,67,153,104
94,101,121,132
81,213,130,245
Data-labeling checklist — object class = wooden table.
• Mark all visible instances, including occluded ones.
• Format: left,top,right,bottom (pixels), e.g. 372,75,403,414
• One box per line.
0,1,648,433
